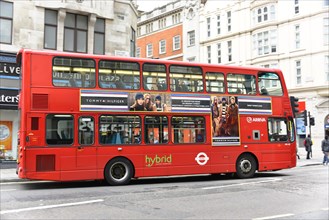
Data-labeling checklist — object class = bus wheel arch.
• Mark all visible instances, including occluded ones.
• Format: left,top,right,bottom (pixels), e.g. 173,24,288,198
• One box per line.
104,157,135,186
235,153,258,179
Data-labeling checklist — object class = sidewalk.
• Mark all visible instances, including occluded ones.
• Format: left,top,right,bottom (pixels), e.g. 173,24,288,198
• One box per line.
0,149,326,183
296,146,324,167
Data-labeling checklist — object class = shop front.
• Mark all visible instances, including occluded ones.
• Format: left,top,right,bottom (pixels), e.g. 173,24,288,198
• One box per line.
0,52,20,161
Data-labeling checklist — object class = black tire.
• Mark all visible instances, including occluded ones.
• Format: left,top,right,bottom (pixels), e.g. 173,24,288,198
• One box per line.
104,158,133,186
236,154,257,179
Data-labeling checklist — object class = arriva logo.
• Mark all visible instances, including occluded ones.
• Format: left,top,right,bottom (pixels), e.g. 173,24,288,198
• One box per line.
246,117,266,123
145,154,172,167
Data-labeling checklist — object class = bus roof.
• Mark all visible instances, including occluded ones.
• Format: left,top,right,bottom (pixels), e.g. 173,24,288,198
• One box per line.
17,48,282,74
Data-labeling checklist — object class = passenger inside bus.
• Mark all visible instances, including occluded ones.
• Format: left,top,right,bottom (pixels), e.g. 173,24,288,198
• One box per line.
260,86,269,95
177,80,189,92
115,76,125,89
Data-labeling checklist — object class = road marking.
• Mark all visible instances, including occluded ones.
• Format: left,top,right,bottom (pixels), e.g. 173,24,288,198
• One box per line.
0,199,104,215
322,207,329,211
202,177,282,190
252,213,294,220
0,189,16,192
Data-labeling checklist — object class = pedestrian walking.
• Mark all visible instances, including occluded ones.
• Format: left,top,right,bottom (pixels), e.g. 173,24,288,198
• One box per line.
321,135,329,165
304,134,313,159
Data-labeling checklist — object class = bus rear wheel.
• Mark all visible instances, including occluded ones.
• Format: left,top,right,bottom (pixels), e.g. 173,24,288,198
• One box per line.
236,154,257,179
104,158,133,186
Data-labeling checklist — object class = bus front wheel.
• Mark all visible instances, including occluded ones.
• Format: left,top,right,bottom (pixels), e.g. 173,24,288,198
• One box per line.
104,158,133,186
236,154,257,179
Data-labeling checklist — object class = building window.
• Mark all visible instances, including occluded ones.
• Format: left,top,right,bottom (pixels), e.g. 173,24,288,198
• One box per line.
253,30,277,56
257,7,269,22
94,18,105,55
146,44,153,57
137,27,141,37
159,40,166,54
257,8,262,23
173,35,180,50
217,43,221,63
207,45,211,63
270,5,276,20
159,18,166,29
253,5,276,25
64,13,88,53
146,23,153,34
294,0,299,14
228,41,232,62
296,60,301,85
172,13,181,24
0,0,13,44
217,15,221,35
207,17,211,37
136,47,140,58
325,56,329,81
187,30,195,46
227,11,231,32
130,27,136,57
295,24,300,49
44,9,58,50
324,18,329,45
146,44,152,58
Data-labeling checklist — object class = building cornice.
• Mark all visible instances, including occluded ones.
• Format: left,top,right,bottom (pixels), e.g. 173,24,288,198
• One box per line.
289,85,329,97
138,7,183,26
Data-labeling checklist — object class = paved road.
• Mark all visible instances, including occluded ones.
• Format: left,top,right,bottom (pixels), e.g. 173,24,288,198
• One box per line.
1,165,328,220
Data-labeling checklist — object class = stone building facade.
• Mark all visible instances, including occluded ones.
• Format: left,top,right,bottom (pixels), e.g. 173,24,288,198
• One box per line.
0,0,138,160
137,0,328,146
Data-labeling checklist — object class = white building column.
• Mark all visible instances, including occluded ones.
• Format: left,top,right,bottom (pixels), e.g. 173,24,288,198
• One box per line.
57,9,66,51
88,14,97,54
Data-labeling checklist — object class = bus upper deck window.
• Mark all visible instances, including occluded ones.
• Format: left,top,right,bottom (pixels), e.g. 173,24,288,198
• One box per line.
142,63,167,91
99,60,140,90
169,65,203,93
258,72,283,96
206,72,225,93
227,73,254,95
52,57,96,88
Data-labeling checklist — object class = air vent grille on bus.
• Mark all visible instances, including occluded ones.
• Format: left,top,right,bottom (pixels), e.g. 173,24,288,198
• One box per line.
36,155,55,172
32,94,48,109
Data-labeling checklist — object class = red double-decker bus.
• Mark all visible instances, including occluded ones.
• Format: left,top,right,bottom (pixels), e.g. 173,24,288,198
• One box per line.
16,49,297,185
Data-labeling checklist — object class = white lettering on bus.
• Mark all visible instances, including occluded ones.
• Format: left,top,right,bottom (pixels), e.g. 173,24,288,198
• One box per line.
53,71,91,80
246,117,266,123
79,121,94,131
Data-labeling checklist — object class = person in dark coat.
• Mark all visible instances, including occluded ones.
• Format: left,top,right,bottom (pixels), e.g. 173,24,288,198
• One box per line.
304,134,313,159
321,135,329,165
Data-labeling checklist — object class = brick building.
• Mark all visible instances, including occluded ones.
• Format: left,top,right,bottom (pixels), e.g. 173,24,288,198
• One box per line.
137,0,184,60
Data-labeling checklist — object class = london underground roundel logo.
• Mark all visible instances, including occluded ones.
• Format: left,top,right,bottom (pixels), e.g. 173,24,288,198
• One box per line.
195,152,209,166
